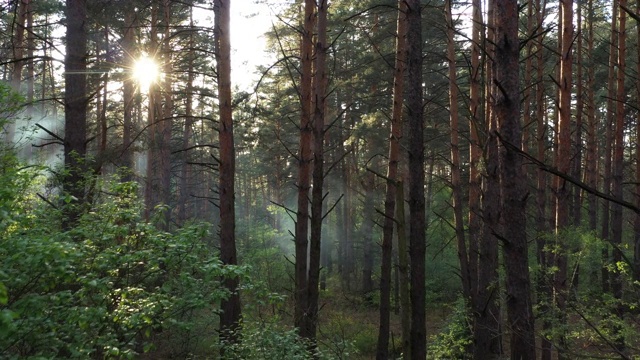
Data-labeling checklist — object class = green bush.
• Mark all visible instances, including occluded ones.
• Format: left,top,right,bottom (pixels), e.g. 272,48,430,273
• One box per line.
220,321,317,360
427,297,472,359
0,175,235,358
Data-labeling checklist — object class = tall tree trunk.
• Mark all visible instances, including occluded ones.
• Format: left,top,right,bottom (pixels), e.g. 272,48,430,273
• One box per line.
586,0,597,233
63,0,88,230
397,181,411,360
475,0,503,356
535,1,552,359
570,0,584,296
361,167,375,297
178,11,196,225
305,0,328,342
406,1,426,358
26,0,33,124
294,0,315,336
611,0,626,349
467,0,482,304
635,0,640,282
376,1,406,357
555,0,573,356
96,28,109,175
572,1,584,228
6,0,28,144
159,0,173,225
445,0,471,305
214,0,241,342
602,0,618,294
585,0,596,232
494,0,536,356
472,0,500,356
144,2,161,221
122,8,136,180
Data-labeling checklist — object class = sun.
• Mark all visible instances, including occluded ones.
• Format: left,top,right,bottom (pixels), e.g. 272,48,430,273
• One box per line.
132,55,160,91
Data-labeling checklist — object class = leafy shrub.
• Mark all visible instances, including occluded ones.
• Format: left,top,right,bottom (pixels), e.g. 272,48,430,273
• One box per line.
220,321,317,360
0,175,235,358
427,297,472,359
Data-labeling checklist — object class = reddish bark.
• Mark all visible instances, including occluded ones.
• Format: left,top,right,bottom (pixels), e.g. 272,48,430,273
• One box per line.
214,0,242,341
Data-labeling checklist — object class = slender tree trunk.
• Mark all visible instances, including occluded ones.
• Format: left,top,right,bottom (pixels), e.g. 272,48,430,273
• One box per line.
306,0,328,342
635,0,640,282
611,0,626,349
295,0,315,336
406,1,426,358
122,9,136,179
601,0,618,294
535,1,552,359
494,0,536,356
361,167,375,297
145,3,161,220
214,0,241,342
471,0,499,354
178,11,196,225
96,28,109,175
160,0,173,225
586,0,597,233
572,1,584,229
397,182,411,360
26,0,33,125
570,0,584,296
376,2,407,358
62,0,88,230
475,0,502,356
555,0,574,356
445,0,471,305
7,0,28,144
468,0,482,305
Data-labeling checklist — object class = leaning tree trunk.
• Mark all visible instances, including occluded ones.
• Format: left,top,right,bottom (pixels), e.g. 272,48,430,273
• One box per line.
494,0,537,356
214,0,242,343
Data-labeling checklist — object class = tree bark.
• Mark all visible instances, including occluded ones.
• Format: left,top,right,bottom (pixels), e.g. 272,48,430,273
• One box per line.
611,0,626,349
494,0,536,356
635,0,640,283
475,0,502,356
535,0,552,358
121,8,136,180
305,0,328,342
214,0,242,342
555,0,574,356
376,1,406,357
6,0,28,144
294,0,315,337
406,1,426,358
601,0,618,295
445,0,471,306
177,11,196,225
144,2,161,221
62,0,88,230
